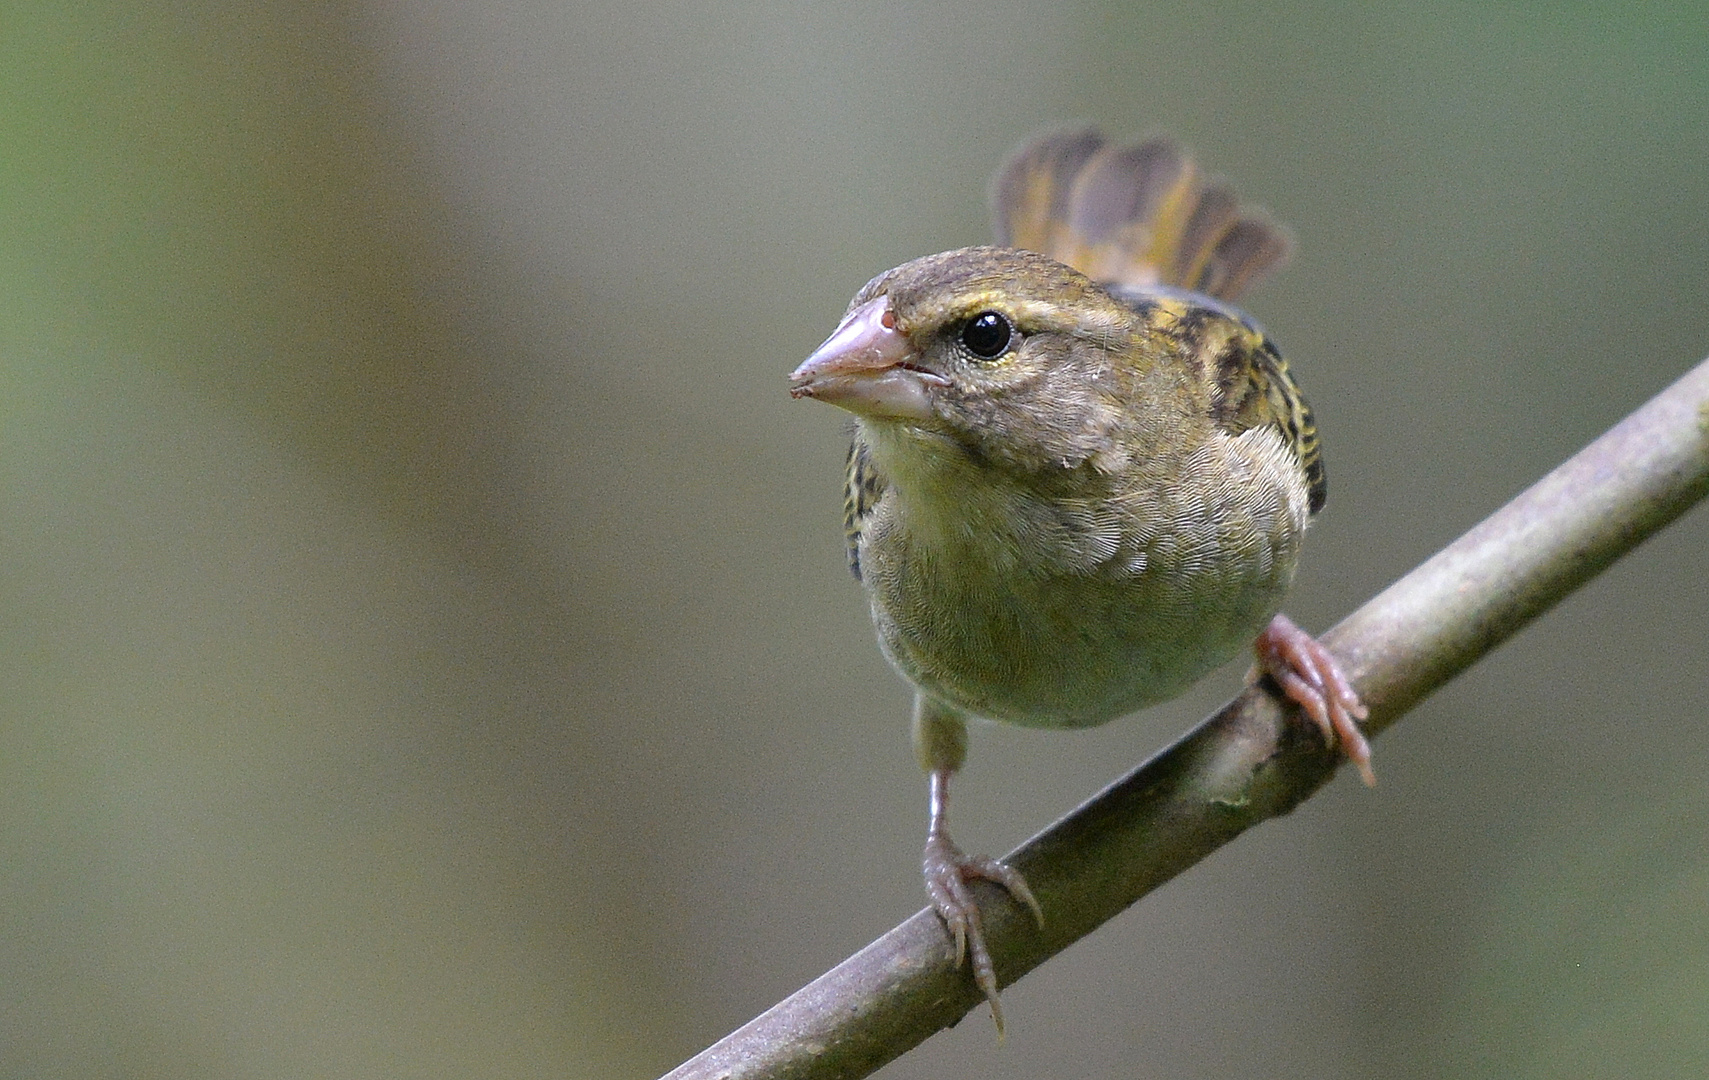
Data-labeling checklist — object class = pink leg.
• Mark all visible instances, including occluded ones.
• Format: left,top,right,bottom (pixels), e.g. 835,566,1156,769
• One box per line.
1253,614,1375,786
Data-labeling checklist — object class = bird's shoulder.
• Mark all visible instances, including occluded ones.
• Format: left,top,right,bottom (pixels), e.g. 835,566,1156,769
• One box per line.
1110,284,1326,514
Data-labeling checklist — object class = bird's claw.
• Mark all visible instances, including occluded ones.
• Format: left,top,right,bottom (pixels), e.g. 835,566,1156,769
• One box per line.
923,833,1042,1033
1254,613,1375,786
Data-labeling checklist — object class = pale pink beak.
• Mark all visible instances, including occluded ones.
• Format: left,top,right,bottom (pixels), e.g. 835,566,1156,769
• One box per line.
789,296,946,420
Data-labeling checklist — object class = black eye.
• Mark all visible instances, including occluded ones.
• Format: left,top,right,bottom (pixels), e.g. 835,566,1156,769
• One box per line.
959,311,1012,359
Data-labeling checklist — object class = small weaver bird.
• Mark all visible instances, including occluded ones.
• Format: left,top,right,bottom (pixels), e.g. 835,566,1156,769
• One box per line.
789,128,1371,1029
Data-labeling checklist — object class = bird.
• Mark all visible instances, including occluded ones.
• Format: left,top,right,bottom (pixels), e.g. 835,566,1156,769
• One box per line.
788,127,1371,1030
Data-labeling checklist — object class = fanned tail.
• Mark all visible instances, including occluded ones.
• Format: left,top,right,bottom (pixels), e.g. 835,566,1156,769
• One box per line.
990,128,1291,303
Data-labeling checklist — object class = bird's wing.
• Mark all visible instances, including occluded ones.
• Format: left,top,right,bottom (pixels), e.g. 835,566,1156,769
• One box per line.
1211,317,1326,515
1120,288,1327,515
991,128,1291,303
842,436,885,580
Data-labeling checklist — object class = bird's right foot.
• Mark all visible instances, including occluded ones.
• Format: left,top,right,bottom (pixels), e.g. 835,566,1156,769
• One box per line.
922,832,1043,1033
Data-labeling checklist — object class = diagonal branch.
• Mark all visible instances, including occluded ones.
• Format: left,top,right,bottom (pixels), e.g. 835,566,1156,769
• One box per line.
663,356,1709,1080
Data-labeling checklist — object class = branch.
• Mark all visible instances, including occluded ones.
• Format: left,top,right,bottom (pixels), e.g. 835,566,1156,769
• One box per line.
663,356,1709,1080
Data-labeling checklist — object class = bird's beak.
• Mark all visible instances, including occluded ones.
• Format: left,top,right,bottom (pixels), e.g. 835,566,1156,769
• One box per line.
789,296,947,420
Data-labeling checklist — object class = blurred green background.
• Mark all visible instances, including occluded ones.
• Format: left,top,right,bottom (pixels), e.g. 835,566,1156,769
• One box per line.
3,2,1707,1077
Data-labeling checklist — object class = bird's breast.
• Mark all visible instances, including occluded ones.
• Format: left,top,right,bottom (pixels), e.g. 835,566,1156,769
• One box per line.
860,426,1310,727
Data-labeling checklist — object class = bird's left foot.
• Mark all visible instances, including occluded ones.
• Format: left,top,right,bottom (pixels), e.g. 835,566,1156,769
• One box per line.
1253,614,1375,786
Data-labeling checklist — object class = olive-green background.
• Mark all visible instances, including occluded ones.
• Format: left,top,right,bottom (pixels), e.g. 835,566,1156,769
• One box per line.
4,2,1707,1078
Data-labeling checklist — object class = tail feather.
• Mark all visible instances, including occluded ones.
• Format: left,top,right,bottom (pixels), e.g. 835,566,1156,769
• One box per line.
989,128,1105,255
990,127,1291,303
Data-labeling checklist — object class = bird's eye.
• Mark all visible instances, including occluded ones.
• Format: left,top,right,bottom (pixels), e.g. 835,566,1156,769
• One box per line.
959,311,1013,359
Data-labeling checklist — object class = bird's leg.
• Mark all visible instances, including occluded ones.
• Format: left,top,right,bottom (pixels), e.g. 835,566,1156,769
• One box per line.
1253,613,1376,786
913,695,1042,1032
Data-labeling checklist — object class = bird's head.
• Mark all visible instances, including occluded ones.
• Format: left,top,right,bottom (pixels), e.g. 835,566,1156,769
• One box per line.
789,247,1143,472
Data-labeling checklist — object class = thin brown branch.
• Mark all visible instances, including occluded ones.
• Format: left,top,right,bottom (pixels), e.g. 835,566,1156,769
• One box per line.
663,356,1709,1080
